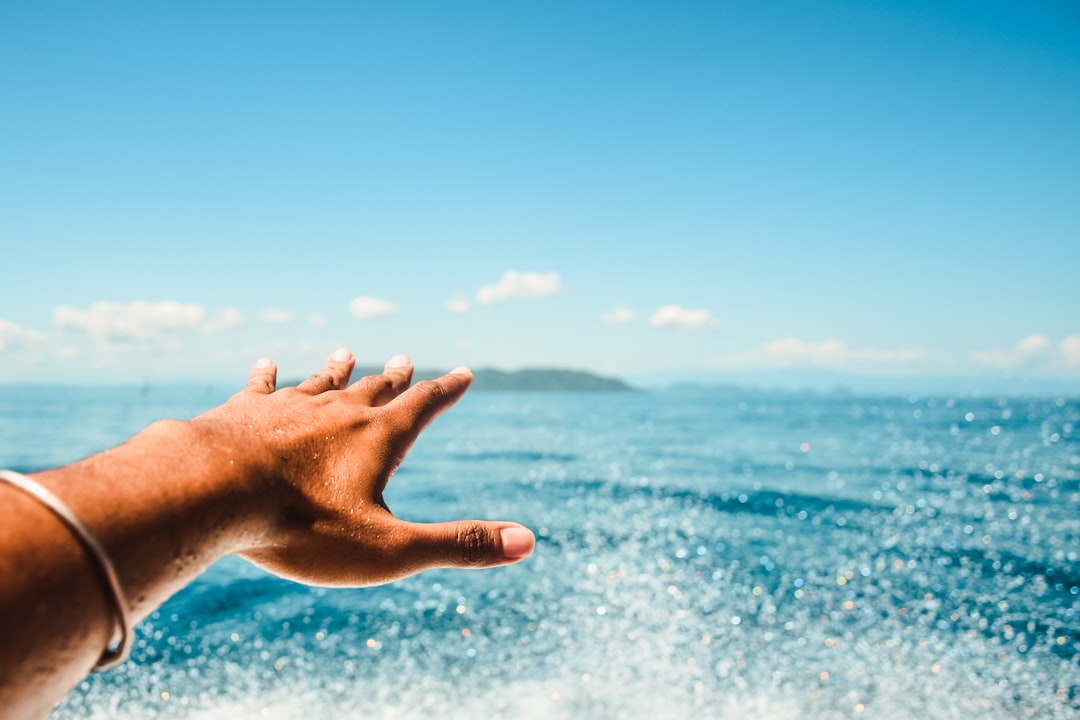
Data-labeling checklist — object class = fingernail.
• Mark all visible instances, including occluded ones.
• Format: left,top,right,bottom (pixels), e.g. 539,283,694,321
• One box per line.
500,527,535,560
386,354,411,368
254,357,273,369
330,348,352,363
449,365,472,377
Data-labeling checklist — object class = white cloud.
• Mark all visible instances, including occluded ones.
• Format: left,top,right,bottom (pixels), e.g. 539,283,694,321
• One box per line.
349,296,397,319
970,334,1054,369
476,270,563,305
54,300,205,339
603,307,635,325
707,339,928,371
1017,333,1050,356
1061,336,1080,367
444,296,471,314
967,348,1018,369
762,338,848,366
650,304,716,329
258,308,293,324
203,307,244,334
0,319,48,350
309,313,327,327
760,338,927,367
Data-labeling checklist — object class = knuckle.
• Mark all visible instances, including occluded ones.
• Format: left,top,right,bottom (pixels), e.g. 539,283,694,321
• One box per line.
456,522,491,567
246,377,272,393
307,371,337,391
412,379,446,403
363,375,394,396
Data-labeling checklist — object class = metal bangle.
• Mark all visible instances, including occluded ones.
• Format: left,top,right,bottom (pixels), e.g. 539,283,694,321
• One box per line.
0,469,132,670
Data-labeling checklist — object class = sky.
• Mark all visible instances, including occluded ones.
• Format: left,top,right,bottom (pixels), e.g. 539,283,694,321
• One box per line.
1,1,1078,391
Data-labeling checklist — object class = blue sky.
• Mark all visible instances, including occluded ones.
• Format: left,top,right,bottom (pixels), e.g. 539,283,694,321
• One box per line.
2,1,1078,390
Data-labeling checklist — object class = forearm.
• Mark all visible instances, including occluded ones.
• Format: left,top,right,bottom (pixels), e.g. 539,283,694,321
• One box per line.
0,418,268,718
0,350,533,719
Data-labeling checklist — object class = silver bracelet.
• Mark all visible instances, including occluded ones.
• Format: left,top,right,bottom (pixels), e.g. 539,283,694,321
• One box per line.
0,469,132,670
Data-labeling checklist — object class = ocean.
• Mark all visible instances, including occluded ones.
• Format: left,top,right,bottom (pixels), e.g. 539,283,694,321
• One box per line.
2,385,1077,719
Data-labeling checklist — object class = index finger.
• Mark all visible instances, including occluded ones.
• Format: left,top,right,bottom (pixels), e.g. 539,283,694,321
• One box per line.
384,366,473,433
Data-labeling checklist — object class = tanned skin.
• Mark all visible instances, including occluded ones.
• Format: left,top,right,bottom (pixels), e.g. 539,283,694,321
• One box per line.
0,349,535,719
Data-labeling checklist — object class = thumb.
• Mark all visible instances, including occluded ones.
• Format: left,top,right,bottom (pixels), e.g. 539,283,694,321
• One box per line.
399,520,535,570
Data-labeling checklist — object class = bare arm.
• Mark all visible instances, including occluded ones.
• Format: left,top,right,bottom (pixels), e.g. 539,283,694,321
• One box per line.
0,349,534,719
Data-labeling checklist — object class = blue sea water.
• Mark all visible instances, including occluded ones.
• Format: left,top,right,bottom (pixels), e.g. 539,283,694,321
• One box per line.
1,385,1078,719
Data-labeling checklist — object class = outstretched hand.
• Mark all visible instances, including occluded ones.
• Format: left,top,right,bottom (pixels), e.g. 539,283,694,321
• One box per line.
0,348,535,719
195,348,534,586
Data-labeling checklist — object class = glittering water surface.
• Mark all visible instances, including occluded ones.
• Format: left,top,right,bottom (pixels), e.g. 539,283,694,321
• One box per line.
2,386,1078,719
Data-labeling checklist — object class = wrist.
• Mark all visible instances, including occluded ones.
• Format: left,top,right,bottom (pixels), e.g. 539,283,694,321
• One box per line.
20,416,276,622
169,416,282,554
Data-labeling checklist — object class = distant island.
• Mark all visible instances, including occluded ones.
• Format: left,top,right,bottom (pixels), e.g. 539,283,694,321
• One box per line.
285,367,635,392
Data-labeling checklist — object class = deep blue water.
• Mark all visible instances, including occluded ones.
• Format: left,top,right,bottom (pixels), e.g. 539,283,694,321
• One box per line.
1,386,1078,719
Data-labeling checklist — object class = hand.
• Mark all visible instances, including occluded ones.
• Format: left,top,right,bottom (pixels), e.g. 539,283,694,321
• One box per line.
196,348,535,586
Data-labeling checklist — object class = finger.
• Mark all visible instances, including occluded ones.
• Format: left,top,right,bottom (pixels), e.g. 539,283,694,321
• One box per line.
349,354,414,406
246,357,278,394
295,348,356,394
385,366,473,434
397,520,535,570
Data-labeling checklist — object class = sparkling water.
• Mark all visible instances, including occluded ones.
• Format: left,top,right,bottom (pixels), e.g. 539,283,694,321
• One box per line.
2,385,1077,719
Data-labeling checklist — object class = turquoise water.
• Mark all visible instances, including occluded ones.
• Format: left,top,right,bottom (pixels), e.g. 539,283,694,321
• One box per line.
2,386,1078,719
